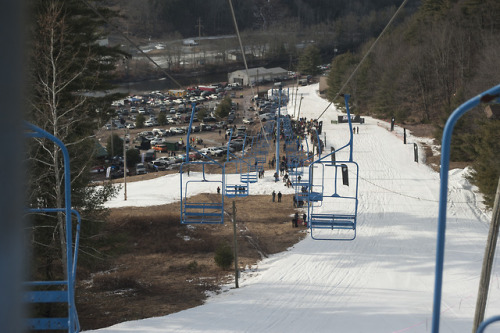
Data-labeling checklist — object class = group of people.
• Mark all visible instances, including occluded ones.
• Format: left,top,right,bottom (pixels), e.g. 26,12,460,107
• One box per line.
292,212,307,228
271,190,282,202
268,156,276,168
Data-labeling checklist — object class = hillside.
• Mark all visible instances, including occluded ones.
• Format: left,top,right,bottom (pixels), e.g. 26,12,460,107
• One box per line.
84,84,499,332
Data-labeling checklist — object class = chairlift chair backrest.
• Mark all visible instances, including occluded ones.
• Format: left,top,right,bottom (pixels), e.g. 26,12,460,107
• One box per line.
24,123,81,332
180,104,224,224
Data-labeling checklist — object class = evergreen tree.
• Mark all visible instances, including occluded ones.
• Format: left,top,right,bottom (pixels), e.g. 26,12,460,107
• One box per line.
135,114,146,128
326,52,357,102
158,112,167,126
26,0,125,280
468,120,500,208
215,97,232,118
297,45,322,76
107,134,124,158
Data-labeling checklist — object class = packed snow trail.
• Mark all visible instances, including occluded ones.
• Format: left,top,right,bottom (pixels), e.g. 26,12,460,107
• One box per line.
90,84,500,332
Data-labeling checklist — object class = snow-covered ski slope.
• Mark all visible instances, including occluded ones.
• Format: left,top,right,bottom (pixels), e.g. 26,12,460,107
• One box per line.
89,84,500,332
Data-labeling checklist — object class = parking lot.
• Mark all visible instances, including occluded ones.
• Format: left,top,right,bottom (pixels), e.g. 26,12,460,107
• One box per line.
94,82,283,181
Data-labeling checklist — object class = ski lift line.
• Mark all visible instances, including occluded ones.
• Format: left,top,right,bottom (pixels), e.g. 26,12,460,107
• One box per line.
81,0,184,89
314,0,410,121
359,175,474,204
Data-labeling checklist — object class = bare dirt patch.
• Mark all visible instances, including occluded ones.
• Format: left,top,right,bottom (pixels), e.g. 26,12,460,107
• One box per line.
76,194,306,330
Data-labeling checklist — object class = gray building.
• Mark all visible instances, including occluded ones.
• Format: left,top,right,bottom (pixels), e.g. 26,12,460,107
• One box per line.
228,67,288,86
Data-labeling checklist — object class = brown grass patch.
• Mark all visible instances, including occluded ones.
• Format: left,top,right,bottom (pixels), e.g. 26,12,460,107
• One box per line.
76,194,305,330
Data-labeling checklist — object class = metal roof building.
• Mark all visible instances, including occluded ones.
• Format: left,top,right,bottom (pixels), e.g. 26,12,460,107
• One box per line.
228,67,287,86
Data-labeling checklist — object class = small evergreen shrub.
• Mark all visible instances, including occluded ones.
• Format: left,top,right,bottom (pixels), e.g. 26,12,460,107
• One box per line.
214,243,234,270
187,260,199,273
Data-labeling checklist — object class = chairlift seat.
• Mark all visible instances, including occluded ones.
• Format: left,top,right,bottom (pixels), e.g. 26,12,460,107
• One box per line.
309,191,323,201
182,202,224,224
224,184,249,198
292,181,309,187
241,173,258,183
309,213,356,229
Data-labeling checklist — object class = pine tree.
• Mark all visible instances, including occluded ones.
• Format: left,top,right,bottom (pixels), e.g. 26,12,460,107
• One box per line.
468,120,500,208
27,0,125,280
297,45,322,76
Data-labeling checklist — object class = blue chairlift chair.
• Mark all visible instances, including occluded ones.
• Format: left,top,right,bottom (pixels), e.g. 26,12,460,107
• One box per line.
239,134,258,184
431,84,500,333
180,104,224,224
24,123,81,333
291,137,312,203
307,94,360,241
224,129,251,197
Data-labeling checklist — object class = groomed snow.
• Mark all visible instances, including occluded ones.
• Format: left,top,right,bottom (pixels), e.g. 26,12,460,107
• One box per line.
88,83,500,333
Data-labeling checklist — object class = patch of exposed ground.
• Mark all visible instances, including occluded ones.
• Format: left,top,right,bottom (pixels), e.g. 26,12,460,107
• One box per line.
76,194,306,330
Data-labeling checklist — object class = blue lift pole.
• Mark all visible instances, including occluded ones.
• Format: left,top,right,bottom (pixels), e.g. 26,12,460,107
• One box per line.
431,84,500,333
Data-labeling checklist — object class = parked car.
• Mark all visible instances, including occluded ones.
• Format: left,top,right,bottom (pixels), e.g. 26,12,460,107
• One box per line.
201,123,213,131
126,123,135,129
203,116,217,122
156,156,175,165
148,160,167,171
90,165,105,174
174,155,185,163
217,146,234,154
259,113,275,121
135,163,147,175
149,137,163,146
207,147,224,156
242,118,254,124
170,127,184,134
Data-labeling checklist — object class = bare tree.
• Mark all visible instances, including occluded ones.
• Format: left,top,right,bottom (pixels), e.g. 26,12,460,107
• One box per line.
28,0,119,278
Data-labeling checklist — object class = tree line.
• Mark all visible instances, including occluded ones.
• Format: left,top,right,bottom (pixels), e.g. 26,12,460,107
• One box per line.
111,0,417,40
326,0,500,207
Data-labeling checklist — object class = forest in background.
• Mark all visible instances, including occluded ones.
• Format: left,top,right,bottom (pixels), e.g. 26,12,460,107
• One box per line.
325,0,500,207
106,0,420,60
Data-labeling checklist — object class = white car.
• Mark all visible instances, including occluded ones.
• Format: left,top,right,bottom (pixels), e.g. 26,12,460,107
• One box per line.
170,127,185,134
150,137,164,146
207,147,224,156
259,113,275,121
126,123,135,129
242,118,254,124
135,163,147,175
156,156,174,165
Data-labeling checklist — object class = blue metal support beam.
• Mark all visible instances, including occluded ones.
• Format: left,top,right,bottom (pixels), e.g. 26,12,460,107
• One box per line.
431,84,500,333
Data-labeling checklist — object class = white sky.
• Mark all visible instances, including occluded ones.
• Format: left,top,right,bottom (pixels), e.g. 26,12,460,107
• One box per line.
87,83,500,333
